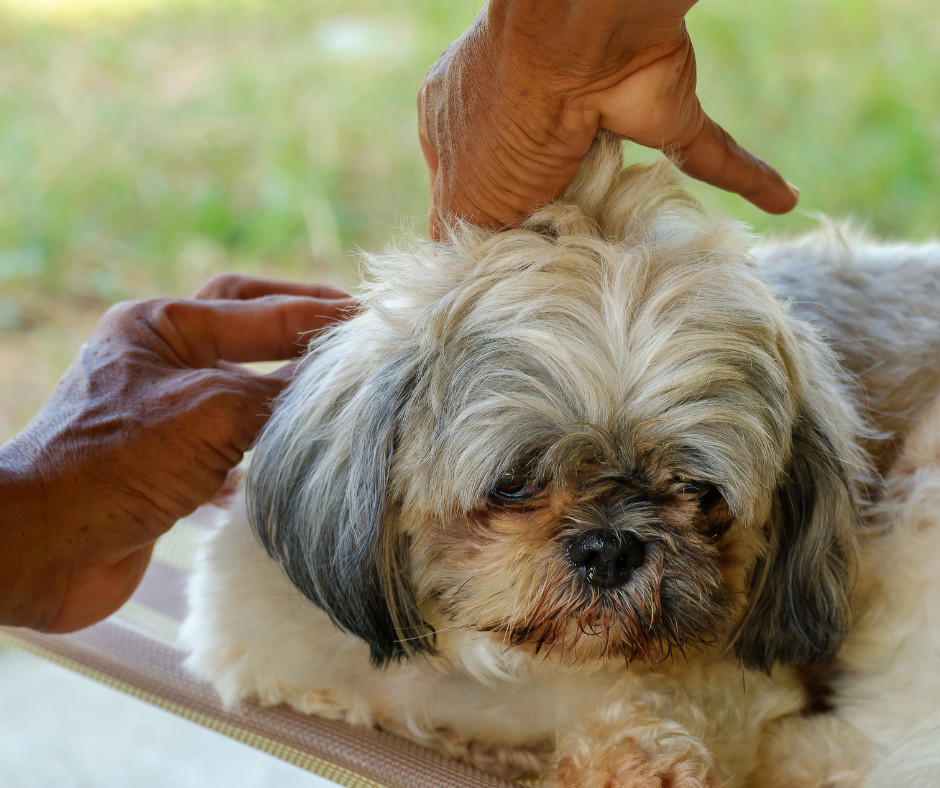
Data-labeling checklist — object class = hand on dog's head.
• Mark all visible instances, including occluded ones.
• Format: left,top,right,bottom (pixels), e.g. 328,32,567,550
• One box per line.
247,133,867,674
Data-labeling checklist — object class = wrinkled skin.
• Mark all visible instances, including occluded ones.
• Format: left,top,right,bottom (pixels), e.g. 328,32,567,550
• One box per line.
0,275,354,633
419,0,799,236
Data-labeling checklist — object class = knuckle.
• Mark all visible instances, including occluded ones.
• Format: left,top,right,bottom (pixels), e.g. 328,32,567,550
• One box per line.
187,366,225,391
183,372,275,449
202,374,264,412
197,273,246,300
98,298,179,338
210,390,268,442
208,387,246,414
99,299,142,326
418,44,458,114
148,297,193,329
419,67,442,102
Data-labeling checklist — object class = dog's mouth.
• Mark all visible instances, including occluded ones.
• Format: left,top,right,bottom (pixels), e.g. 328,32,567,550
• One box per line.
449,478,740,665
475,540,734,665
478,602,731,668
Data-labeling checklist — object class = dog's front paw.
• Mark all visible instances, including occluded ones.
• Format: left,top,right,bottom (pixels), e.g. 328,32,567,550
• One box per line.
544,747,719,788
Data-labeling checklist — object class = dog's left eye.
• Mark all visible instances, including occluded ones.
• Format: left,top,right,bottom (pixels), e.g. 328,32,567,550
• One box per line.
674,476,707,495
490,474,543,503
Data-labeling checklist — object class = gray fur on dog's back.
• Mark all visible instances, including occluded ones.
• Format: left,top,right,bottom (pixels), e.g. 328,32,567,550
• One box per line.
759,230,940,461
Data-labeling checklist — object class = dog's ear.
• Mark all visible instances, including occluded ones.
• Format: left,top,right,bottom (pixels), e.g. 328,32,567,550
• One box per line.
246,321,432,666
735,398,861,672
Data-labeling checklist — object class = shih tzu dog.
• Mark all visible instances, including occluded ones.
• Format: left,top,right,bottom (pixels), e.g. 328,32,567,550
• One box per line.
182,133,940,786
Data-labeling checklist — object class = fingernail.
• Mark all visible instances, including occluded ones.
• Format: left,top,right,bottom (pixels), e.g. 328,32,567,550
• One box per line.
787,183,801,198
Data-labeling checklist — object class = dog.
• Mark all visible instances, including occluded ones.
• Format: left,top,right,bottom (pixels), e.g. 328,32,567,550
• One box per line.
182,133,940,786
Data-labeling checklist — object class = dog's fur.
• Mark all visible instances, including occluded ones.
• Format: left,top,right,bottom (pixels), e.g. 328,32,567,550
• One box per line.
182,135,940,786
753,392,940,788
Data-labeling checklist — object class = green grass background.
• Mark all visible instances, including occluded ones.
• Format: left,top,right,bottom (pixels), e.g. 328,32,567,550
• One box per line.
0,0,938,435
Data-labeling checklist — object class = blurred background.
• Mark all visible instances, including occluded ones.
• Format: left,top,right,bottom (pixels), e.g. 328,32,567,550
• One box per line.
1,0,938,441
0,0,937,783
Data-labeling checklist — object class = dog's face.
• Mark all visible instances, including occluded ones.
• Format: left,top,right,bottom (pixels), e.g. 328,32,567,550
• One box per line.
249,139,866,674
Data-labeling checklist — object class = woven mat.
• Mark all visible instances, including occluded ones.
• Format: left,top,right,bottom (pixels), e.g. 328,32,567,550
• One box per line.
0,506,523,788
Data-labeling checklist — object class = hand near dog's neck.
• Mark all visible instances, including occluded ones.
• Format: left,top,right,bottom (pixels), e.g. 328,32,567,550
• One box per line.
419,0,800,237
0,276,354,634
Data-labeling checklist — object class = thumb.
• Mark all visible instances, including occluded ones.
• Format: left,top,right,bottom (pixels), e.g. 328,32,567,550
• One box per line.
674,102,799,215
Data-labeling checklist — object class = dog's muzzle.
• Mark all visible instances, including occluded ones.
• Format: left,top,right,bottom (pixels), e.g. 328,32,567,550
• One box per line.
567,529,645,589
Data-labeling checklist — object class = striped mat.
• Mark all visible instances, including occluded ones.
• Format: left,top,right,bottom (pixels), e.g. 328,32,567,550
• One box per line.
0,505,525,788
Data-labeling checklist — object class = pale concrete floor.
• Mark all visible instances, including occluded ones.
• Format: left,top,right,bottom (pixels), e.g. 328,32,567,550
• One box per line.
0,648,338,788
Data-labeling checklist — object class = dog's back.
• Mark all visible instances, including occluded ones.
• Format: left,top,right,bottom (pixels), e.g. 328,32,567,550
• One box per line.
839,393,940,787
751,392,940,788
757,228,940,468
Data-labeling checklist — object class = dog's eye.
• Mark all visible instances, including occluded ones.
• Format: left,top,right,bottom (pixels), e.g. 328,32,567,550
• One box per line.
674,476,723,509
491,473,543,503
674,476,707,496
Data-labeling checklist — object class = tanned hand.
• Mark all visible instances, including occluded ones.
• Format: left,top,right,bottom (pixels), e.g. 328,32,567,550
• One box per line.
0,275,355,633
419,0,798,237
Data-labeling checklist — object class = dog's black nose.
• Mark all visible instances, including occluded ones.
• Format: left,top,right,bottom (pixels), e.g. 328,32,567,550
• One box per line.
567,529,644,589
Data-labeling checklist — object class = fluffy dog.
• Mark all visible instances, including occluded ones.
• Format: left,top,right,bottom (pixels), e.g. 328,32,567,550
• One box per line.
182,134,940,786
752,391,940,788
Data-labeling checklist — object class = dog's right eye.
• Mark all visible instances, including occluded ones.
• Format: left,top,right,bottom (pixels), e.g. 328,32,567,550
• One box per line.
490,473,542,503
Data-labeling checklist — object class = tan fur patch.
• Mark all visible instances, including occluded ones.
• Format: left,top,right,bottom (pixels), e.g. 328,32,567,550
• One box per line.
410,456,763,667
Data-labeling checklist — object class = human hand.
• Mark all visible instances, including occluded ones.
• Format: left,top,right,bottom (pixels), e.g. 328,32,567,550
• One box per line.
419,0,799,237
0,275,355,633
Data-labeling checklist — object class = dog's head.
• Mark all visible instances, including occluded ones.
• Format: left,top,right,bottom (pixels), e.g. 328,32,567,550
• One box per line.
248,135,867,673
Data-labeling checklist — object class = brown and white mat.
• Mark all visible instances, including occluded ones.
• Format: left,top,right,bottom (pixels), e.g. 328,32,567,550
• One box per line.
1,506,524,788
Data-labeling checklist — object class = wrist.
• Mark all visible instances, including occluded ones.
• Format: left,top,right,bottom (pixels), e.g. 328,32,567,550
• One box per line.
0,442,67,629
489,0,684,74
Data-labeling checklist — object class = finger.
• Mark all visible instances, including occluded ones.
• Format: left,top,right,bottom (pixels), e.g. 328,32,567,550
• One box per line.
209,359,312,454
157,295,357,367
208,366,293,451
194,273,351,302
427,198,443,241
262,358,302,386
674,107,799,215
421,127,442,240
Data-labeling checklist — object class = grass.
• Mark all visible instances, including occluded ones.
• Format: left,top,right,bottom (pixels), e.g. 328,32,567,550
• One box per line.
0,0,476,306
0,0,937,436
685,0,940,238
1,0,938,303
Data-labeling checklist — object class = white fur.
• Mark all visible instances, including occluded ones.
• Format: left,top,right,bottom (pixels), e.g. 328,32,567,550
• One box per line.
184,456,940,785
182,491,805,783
751,395,940,788
182,146,940,785
841,399,940,786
